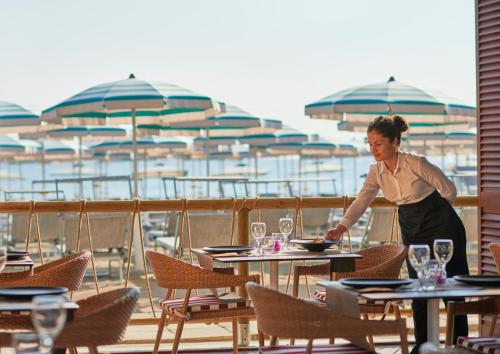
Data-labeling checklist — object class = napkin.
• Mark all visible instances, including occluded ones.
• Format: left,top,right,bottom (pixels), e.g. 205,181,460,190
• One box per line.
357,287,394,293
212,252,242,258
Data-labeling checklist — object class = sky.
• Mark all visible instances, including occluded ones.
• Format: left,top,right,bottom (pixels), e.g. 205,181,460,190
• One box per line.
0,0,476,144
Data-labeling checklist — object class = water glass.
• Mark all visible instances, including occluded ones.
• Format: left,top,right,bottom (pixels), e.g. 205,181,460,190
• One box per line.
250,222,266,255
433,239,454,278
408,244,431,291
31,295,67,354
271,233,283,253
12,332,41,354
261,236,274,254
278,218,293,249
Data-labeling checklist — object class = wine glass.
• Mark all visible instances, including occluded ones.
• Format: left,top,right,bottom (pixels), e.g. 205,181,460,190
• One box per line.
408,244,431,291
251,222,266,255
0,235,7,274
279,218,293,249
433,239,454,278
31,295,67,354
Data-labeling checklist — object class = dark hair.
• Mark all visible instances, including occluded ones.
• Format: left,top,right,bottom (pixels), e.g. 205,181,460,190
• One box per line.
367,115,409,144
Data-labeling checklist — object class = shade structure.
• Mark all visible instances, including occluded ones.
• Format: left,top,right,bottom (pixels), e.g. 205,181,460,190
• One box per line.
41,74,216,197
0,136,26,156
0,101,50,135
337,120,472,133
305,76,476,122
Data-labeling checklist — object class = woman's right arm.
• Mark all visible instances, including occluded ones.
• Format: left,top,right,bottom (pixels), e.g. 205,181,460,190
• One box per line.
326,166,380,240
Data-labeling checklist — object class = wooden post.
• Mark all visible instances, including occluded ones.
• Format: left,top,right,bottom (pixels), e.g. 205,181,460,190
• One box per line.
237,205,250,346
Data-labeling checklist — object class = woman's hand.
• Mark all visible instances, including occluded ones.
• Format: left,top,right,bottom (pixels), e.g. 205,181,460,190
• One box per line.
326,224,348,240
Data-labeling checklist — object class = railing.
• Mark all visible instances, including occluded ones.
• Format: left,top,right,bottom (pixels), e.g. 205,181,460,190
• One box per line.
0,195,479,345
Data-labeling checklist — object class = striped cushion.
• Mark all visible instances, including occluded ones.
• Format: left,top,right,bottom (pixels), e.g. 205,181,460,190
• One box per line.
259,343,374,353
457,336,500,354
313,290,387,306
160,294,251,319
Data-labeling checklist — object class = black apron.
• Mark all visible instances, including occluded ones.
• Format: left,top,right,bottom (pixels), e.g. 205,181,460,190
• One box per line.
398,190,469,349
398,190,469,277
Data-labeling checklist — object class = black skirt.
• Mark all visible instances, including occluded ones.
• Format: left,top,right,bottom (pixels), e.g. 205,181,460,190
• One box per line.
398,190,469,277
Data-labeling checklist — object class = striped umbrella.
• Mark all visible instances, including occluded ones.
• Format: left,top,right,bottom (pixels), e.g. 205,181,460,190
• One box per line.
41,74,216,196
305,76,475,122
0,101,46,134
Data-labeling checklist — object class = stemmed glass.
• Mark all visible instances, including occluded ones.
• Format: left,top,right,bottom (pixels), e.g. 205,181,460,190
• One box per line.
31,295,67,354
279,218,293,250
0,235,7,274
251,222,266,255
433,239,454,278
408,244,431,291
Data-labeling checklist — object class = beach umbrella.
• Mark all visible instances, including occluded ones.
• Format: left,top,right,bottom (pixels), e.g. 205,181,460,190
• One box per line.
41,74,217,197
0,101,43,133
305,76,475,123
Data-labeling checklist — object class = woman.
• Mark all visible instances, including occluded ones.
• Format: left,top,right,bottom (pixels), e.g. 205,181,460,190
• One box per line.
326,115,469,353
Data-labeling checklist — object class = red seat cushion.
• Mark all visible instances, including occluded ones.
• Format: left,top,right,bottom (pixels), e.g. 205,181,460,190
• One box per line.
457,336,500,354
313,290,388,306
259,343,374,353
160,294,251,319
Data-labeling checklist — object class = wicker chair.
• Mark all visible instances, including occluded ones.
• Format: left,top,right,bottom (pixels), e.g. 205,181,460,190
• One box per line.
444,242,500,345
0,288,139,353
247,282,409,354
146,250,257,354
292,244,407,346
0,250,91,290
54,287,139,353
490,242,500,273
0,251,91,331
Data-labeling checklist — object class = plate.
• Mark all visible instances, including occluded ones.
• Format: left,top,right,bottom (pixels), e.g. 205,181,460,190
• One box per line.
290,239,341,252
0,287,68,299
340,278,413,289
7,251,29,260
453,275,500,286
202,246,254,254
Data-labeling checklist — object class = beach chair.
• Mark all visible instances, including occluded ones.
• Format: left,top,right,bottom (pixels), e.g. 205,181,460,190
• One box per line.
62,212,131,282
146,251,257,354
357,208,399,250
9,212,63,257
247,282,409,354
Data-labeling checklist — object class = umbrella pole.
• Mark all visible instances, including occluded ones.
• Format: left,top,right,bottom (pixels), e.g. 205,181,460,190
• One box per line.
78,136,83,199
41,148,46,190
205,129,210,196
132,109,139,198
352,156,357,194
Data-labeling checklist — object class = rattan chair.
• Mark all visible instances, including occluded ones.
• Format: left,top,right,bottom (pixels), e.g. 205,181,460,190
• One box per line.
0,251,91,331
444,242,500,345
292,244,407,347
54,287,139,353
247,282,409,354
146,250,257,354
489,242,500,273
0,288,139,353
0,250,91,289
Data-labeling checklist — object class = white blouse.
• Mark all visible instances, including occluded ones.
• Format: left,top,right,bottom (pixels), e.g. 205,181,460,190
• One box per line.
339,151,457,229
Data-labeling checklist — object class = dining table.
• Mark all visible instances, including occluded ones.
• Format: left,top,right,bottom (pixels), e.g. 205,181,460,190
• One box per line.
318,278,500,346
195,247,362,291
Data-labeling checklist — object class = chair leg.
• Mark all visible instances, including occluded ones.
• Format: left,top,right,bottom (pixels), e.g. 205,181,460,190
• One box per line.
362,313,375,350
171,318,186,354
69,348,78,354
400,324,409,354
290,271,300,345
232,318,239,354
305,340,313,354
489,313,498,336
270,336,277,346
445,302,456,347
88,346,99,354
258,330,265,347
153,311,168,354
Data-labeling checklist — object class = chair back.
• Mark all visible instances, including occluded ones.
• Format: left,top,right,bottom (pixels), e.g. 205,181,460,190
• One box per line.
3,251,91,290
246,282,407,349
489,243,500,273
62,213,131,251
362,208,399,246
337,244,407,279
10,213,62,244
179,212,236,249
54,288,139,348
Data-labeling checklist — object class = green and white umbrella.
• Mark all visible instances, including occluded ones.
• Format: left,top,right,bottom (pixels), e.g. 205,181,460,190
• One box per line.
41,74,216,196
305,76,475,123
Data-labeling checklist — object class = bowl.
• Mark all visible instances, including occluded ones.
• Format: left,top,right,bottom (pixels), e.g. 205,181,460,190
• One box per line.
290,239,341,252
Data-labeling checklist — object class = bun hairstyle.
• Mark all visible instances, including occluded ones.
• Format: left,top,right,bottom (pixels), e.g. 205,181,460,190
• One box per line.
367,115,408,144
